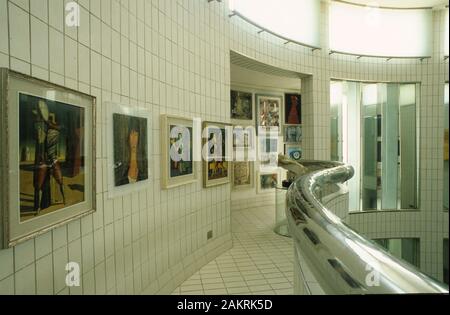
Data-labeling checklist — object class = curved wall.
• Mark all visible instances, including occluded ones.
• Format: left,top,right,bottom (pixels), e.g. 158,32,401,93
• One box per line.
0,0,447,294
228,1,449,281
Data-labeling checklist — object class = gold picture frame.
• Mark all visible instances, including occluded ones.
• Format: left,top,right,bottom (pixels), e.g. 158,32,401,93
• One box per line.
0,69,96,248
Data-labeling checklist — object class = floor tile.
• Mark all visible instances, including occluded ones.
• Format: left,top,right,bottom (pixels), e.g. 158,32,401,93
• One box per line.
174,207,293,296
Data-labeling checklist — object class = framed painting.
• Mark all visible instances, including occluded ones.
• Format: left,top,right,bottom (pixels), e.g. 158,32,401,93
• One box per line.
203,121,232,188
256,94,283,134
107,103,150,197
0,69,96,248
259,136,279,154
285,125,302,143
161,115,197,189
233,125,256,150
285,93,302,125
231,90,253,124
285,144,303,162
257,171,280,194
232,160,254,190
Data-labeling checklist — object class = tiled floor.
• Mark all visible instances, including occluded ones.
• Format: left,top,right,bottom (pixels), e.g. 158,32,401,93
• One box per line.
172,205,294,295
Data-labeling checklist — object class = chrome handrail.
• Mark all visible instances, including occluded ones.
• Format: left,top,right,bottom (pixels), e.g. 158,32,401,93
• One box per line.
285,160,449,295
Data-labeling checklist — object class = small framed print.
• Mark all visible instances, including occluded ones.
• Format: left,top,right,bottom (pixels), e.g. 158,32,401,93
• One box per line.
285,93,302,125
0,69,96,248
161,115,197,189
231,90,254,124
285,125,302,143
203,121,233,188
285,144,303,162
256,94,283,134
257,171,280,194
106,103,151,198
259,136,279,154
233,125,256,150
232,160,254,190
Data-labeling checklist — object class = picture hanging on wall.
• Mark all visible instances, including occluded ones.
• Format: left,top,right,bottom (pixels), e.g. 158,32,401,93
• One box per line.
285,93,302,125
285,144,303,162
232,160,254,190
257,171,280,194
106,103,151,197
233,125,256,150
0,69,96,249
256,94,283,134
231,90,253,123
161,115,197,189
285,125,302,143
203,121,232,188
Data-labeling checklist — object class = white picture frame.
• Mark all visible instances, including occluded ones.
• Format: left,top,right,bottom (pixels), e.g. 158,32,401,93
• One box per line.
231,89,254,126
256,94,283,135
257,170,280,194
161,115,198,189
106,102,151,198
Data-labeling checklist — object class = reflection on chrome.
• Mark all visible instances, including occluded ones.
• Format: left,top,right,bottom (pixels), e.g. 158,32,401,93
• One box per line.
283,160,449,295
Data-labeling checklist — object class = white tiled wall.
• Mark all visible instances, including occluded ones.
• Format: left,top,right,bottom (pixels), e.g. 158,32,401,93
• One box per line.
0,0,232,295
0,0,448,294
227,2,448,282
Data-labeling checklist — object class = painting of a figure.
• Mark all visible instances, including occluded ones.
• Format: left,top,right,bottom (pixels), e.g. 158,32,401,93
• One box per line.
113,114,148,187
285,94,302,125
19,93,85,222
169,125,193,178
258,95,281,130
206,127,229,181
231,90,253,121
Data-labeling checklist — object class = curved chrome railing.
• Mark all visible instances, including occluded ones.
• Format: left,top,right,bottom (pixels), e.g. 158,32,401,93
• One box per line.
285,161,449,295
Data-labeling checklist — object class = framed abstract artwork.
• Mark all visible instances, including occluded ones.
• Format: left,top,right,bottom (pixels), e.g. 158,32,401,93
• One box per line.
107,103,151,197
203,121,232,188
285,125,302,143
161,115,197,189
232,160,254,190
0,69,96,248
231,90,254,124
257,171,280,194
285,144,303,162
285,93,302,125
256,94,283,134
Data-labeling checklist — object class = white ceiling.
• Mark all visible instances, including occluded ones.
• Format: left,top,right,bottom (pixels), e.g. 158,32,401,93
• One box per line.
336,0,448,9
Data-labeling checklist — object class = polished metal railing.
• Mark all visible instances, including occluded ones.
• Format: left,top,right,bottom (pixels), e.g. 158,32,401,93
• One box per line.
285,160,449,295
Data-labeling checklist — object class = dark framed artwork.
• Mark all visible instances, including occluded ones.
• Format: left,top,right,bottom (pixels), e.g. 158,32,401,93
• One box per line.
107,103,150,197
0,69,96,248
285,125,302,143
231,90,253,122
285,93,302,125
